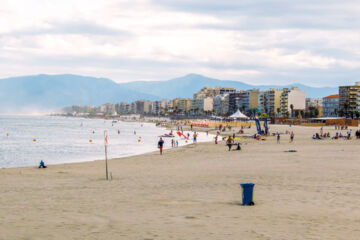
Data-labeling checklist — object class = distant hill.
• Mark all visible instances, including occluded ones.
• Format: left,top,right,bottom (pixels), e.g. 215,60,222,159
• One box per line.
0,73,338,113
0,74,159,113
120,73,338,99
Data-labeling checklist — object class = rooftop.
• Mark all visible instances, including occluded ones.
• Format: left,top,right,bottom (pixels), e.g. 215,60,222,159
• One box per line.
324,94,339,99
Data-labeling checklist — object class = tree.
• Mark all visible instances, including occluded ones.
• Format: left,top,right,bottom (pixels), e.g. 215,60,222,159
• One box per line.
355,111,360,119
344,102,349,118
285,111,289,118
290,104,294,118
314,108,319,117
276,108,281,117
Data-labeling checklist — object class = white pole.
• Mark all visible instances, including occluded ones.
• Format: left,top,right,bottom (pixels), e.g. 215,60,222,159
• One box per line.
104,130,108,180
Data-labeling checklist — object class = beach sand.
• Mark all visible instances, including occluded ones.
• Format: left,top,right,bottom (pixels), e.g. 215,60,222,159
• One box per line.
0,124,359,239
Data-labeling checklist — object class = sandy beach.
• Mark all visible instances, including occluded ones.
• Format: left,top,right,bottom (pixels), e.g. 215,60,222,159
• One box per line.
1,124,360,240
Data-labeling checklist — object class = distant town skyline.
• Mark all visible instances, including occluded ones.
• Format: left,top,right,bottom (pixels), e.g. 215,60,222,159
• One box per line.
1,0,360,87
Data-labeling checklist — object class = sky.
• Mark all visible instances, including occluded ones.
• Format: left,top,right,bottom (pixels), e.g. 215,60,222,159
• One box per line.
1,0,360,86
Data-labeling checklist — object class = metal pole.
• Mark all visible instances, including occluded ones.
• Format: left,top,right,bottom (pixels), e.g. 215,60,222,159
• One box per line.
104,130,108,180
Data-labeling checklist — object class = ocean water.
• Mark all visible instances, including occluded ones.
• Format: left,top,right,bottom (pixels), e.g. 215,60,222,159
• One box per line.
0,116,214,168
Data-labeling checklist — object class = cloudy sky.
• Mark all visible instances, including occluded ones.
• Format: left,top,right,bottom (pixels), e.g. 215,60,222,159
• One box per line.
1,0,360,86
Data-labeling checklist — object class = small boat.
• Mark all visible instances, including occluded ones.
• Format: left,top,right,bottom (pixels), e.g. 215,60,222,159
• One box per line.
160,134,175,138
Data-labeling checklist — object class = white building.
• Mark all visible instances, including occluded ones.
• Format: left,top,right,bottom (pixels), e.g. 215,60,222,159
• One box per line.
213,94,229,115
280,87,306,117
203,97,213,112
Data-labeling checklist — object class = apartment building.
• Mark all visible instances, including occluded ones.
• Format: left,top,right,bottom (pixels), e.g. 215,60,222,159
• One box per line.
339,82,360,115
194,87,235,99
322,94,339,117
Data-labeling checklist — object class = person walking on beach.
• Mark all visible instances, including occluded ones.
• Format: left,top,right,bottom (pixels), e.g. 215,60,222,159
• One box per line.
215,135,218,144
193,132,198,143
226,136,233,151
158,137,164,155
277,133,280,144
171,138,175,147
290,131,294,143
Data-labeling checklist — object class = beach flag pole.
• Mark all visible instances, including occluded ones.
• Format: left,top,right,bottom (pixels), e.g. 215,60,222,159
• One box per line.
104,130,109,180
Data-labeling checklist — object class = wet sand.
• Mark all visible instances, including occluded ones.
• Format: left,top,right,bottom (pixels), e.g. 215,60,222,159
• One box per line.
0,124,359,240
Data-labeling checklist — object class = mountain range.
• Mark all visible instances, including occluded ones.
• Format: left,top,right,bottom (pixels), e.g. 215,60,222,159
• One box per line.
0,73,338,113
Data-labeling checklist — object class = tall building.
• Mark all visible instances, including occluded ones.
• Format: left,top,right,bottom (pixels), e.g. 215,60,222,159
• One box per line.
248,89,259,111
143,101,153,114
102,103,116,115
306,98,323,109
177,98,192,113
135,100,145,114
257,91,266,113
203,97,213,113
228,91,245,114
266,88,283,116
168,98,182,112
339,82,360,116
213,94,229,115
154,100,167,115
190,99,204,114
194,87,235,99
280,87,306,117
322,94,339,117
130,102,137,114
115,102,130,115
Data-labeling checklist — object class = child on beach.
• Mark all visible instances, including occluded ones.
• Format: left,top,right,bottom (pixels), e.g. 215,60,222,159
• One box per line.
290,131,294,143
277,133,280,144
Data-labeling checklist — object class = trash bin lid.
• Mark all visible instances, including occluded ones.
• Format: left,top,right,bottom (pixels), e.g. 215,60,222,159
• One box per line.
240,182,255,187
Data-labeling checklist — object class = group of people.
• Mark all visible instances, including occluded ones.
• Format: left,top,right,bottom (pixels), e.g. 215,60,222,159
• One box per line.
313,127,353,140
226,136,241,151
157,131,199,155
275,131,295,144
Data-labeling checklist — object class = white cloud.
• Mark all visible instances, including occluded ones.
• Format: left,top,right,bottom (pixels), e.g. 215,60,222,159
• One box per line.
0,0,360,86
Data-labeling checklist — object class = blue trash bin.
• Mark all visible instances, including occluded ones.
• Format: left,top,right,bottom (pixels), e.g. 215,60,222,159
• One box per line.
240,183,255,206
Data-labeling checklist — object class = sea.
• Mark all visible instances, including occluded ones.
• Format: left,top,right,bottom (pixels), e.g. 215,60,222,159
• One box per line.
0,115,214,168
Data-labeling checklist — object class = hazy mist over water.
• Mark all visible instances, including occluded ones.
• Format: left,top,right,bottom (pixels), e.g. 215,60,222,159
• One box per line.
0,116,213,168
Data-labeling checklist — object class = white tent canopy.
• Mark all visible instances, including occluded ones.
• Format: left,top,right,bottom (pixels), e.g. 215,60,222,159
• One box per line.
229,109,249,119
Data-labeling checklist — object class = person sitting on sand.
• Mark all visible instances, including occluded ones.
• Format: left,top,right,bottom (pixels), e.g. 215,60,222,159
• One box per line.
226,136,233,151
236,142,241,151
38,160,47,168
